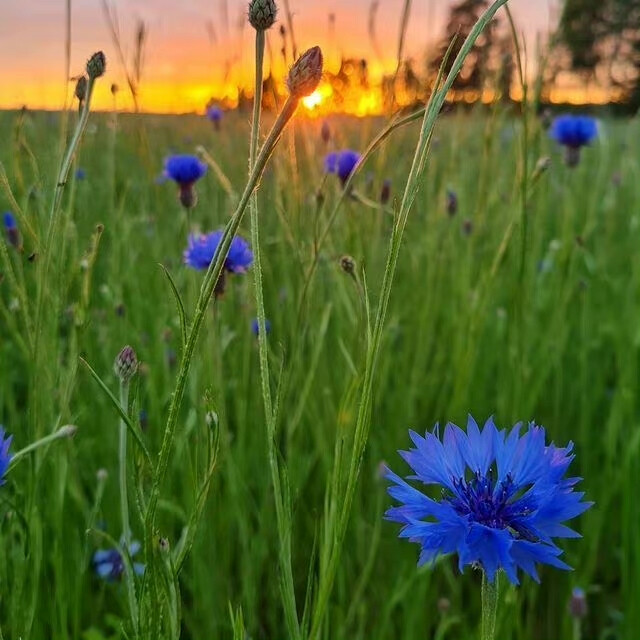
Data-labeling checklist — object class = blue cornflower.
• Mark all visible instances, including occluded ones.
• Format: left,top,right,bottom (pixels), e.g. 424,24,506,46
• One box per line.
93,540,145,582
164,155,207,186
207,105,223,126
324,149,361,186
385,416,592,585
0,426,13,485
251,317,272,336
75,168,86,180
3,212,21,250
164,154,207,208
184,230,253,273
550,115,598,167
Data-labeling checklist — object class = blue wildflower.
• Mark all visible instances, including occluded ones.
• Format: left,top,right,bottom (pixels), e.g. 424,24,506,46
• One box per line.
164,154,207,185
550,115,598,167
207,105,223,128
75,168,86,180
251,318,272,336
385,416,592,585
324,149,361,186
184,230,253,274
92,540,145,582
3,212,21,249
163,154,207,208
0,426,13,485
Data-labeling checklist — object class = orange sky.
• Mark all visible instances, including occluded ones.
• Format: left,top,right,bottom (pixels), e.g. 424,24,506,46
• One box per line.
0,1,569,114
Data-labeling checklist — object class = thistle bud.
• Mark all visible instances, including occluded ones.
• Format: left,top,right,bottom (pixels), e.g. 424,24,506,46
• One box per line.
248,0,277,31
339,255,356,275
114,345,138,382
286,46,323,98
75,76,88,102
86,51,106,79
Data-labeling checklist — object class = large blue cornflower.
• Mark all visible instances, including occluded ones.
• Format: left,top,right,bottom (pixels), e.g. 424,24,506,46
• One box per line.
550,115,598,167
385,416,592,584
0,426,13,485
184,230,253,273
324,149,361,186
93,540,145,582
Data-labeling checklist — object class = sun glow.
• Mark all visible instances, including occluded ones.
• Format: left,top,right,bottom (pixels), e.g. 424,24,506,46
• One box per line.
302,90,323,110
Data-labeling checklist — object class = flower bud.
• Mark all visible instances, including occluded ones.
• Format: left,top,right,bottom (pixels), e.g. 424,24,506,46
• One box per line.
339,255,356,275
569,588,587,619
114,345,138,383
75,76,88,102
446,189,458,216
286,46,323,98
86,51,106,79
380,179,391,205
248,0,277,31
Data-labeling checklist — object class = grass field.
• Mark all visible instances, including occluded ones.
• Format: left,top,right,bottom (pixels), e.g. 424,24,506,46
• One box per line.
1,93,639,640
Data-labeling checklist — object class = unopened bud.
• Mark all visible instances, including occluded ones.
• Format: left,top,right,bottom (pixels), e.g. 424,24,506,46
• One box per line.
286,46,323,98
569,588,587,619
446,189,458,216
86,51,106,79
59,424,78,438
535,156,551,174
380,179,391,205
75,76,88,102
114,345,138,382
248,0,277,31
339,255,356,275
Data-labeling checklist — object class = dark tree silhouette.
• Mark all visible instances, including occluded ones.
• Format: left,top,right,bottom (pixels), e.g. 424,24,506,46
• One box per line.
430,0,501,94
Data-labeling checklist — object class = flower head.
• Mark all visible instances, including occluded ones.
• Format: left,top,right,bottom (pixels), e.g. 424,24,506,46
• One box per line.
550,115,598,148
164,155,207,186
0,426,13,485
3,212,21,250
385,416,592,585
324,149,360,186
251,317,272,336
75,168,86,180
92,540,145,582
249,0,277,31
207,105,223,125
184,230,253,273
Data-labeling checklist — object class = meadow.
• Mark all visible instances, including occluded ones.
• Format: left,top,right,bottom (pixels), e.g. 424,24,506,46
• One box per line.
1,45,639,640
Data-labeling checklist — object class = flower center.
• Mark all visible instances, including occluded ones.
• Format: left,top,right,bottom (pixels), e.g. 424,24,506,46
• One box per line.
446,470,537,540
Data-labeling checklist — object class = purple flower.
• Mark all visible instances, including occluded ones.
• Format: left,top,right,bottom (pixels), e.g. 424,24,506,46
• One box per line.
184,230,253,273
0,426,13,485
385,416,592,585
324,149,361,186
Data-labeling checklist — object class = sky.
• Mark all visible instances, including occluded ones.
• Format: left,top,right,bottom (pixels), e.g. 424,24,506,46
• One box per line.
0,0,559,113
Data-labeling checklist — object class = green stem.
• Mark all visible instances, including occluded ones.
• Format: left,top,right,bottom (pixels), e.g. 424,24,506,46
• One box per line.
249,28,300,639
8,425,77,470
481,572,498,640
119,381,131,546
143,93,299,547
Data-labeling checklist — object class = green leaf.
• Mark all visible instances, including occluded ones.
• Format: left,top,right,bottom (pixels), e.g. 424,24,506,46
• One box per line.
159,263,188,349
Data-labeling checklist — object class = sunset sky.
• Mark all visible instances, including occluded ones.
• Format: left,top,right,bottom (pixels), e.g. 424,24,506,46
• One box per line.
0,1,559,113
